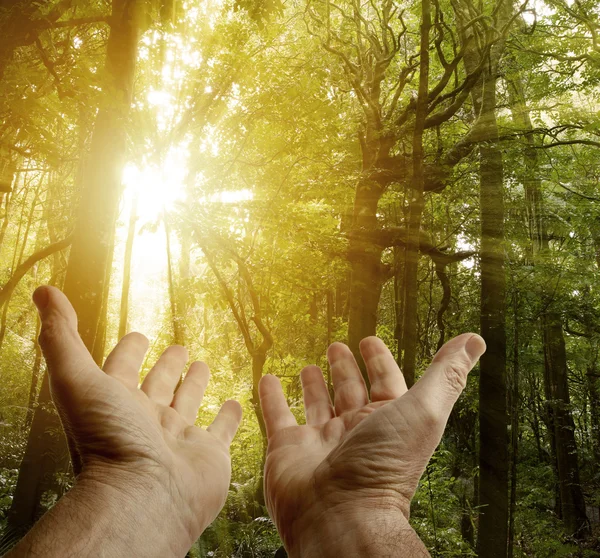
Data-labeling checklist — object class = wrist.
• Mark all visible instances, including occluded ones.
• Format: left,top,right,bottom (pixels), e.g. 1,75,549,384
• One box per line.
285,501,429,558
67,467,197,557
75,465,199,556
5,475,195,558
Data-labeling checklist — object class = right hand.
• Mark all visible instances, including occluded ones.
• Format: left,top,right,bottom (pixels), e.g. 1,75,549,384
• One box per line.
33,286,242,552
259,333,485,555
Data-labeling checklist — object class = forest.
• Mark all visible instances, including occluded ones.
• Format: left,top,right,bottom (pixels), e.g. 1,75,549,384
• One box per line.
0,0,600,555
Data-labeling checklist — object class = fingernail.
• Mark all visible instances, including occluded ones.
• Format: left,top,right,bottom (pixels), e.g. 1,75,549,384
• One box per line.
465,334,486,363
32,287,49,312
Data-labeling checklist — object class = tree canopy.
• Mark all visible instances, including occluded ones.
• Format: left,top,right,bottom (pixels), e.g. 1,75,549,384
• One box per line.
1,0,600,555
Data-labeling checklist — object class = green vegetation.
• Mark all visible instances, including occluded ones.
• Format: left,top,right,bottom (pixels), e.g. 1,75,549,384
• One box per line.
1,0,600,555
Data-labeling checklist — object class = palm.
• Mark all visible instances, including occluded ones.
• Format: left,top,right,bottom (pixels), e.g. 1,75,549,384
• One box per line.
73,367,232,514
36,286,242,535
265,400,378,499
259,334,484,546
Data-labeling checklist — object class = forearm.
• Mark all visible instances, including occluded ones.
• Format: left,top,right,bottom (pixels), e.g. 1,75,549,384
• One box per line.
286,508,430,558
5,476,195,558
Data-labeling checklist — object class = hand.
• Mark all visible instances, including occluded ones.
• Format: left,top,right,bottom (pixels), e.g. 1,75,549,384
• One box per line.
259,333,485,557
32,286,242,553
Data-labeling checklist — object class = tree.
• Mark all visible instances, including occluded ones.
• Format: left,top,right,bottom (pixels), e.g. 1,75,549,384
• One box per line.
507,55,590,538
2,0,600,554
6,0,145,534
305,0,511,386
198,234,273,442
451,0,513,553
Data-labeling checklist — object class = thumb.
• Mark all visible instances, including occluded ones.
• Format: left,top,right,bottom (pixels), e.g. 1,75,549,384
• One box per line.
407,333,485,427
33,286,99,394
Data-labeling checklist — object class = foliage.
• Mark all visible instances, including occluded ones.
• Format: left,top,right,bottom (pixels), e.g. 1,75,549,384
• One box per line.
1,0,600,555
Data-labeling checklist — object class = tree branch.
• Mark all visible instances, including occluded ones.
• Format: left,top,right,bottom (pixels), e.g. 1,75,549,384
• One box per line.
42,15,111,29
198,242,254,353
0,236,72,306
536,139,600,149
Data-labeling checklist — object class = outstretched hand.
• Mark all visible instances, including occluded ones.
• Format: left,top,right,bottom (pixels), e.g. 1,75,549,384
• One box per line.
259,334,485,557
33,286,242,551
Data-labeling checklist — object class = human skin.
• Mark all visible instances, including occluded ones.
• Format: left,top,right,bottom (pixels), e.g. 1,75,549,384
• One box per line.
6,286,242,558
259,333,486,557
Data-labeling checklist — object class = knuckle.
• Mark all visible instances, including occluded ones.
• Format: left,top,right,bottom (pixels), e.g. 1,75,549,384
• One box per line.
444,361,468,395
38,317,64,347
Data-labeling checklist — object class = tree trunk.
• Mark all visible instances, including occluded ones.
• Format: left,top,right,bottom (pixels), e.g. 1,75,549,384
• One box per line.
451,2,511,552
24,198,54,431
62,0,141,351
251,350,268,440
586,223,600,465
477,126,509,557
118,194,138,340
586,362,600,465
393,246,404,368
507,292,519,558
326,289,333,393
449,22,510,555
0,190,13,249
543,314,589,538
165,213,184,345
7,0,142,535
308,292,318,361
346,246,382,387
347,178,384,386
91,225,116,364
25,318,42,430
508,66,589,539
400,0,431,388
177,226,192,344
251,349,268,507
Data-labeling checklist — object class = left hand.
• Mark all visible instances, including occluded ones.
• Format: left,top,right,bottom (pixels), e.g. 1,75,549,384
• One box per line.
34,286,242,549
258,334,485,555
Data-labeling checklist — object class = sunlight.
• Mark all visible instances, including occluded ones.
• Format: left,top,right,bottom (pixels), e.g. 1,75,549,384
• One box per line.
522,0,555,24
115,6,253,341
111,147,189,340
205,189,253,203
116,147,255,341
122,148,188,224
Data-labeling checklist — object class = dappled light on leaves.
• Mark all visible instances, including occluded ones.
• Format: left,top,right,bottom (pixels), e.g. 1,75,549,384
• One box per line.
1,0,600,555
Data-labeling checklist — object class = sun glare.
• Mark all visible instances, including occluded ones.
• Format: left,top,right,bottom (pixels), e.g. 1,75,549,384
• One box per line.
113,146,255,344
122,149,188,223
108,14,253,344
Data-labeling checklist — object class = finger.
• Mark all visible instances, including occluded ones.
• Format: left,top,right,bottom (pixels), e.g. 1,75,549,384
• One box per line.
258,375,297,438
408,333,486,426
141,345,189,406
207,400,243,446
360,337,407,401
33,286,101,393
103,332,149,390
328,342,369,415
300,365,334,425
171,361,210,424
